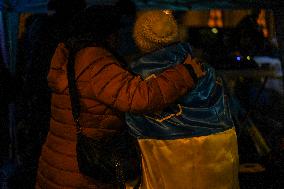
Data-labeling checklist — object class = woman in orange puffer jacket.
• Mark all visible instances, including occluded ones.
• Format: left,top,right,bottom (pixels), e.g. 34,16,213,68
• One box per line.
35,6,202,189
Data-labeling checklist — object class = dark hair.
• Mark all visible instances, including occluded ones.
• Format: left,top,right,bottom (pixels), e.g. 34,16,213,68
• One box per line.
65,4,129,71
65,5,122,49
47,0,86,13
116,0,137,18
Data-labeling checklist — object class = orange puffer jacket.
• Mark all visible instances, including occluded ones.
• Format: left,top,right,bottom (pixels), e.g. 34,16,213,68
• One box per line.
36,43,196,189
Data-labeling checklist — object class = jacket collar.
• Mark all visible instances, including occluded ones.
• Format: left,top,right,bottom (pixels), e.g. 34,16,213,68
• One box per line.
130,42,192,79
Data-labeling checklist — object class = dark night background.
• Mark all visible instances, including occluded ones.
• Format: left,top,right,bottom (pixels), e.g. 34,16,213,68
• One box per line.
0,0,284,188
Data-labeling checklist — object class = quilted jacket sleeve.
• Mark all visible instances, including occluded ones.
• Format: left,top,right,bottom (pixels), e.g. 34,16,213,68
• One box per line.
89,54,197,114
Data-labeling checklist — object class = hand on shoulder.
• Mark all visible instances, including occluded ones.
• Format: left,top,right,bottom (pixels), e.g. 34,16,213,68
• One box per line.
183,55,206,78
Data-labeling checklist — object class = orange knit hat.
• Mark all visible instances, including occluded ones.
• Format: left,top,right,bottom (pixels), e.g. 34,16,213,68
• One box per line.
133,10,178,53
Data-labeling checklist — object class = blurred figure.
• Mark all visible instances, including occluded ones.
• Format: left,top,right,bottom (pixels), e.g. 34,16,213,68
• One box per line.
0,58,12,165
233,9,274,57
227,9,284,189
10,1,86,188
22,0,86,144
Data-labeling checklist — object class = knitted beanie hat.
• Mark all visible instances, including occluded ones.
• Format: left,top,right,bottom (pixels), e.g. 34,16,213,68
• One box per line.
133,10,178,53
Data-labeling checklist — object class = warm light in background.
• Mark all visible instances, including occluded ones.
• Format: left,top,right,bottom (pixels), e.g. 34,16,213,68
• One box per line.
163,10,172,15
257,9,268,38
18,13,32,39
208,9,223,28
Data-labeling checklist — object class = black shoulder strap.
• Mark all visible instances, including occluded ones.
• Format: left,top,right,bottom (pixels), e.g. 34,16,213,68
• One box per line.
66,49,82,133
66,43,121,132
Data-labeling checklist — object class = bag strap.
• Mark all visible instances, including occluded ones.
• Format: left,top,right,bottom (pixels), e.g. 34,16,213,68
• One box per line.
66,47,141,189
66,49,82,134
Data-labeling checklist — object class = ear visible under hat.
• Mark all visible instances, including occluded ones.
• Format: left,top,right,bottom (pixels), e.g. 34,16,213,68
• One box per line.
133,10,178,53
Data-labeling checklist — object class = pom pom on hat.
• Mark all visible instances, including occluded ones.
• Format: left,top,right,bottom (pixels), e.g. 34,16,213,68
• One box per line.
134,10,178,53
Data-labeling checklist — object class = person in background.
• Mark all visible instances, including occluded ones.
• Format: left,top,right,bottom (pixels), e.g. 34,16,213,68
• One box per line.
22,0,87,146
233,9,274,57
10,1,87,188
35,5,203,189
0,58,12,166
125,10,239,189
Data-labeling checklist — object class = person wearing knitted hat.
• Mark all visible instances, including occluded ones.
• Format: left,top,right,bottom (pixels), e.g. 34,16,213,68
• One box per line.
34,4,207,189
126,10,239,189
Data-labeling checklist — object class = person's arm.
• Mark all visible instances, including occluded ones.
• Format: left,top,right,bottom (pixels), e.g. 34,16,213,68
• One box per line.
90,52,201,113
